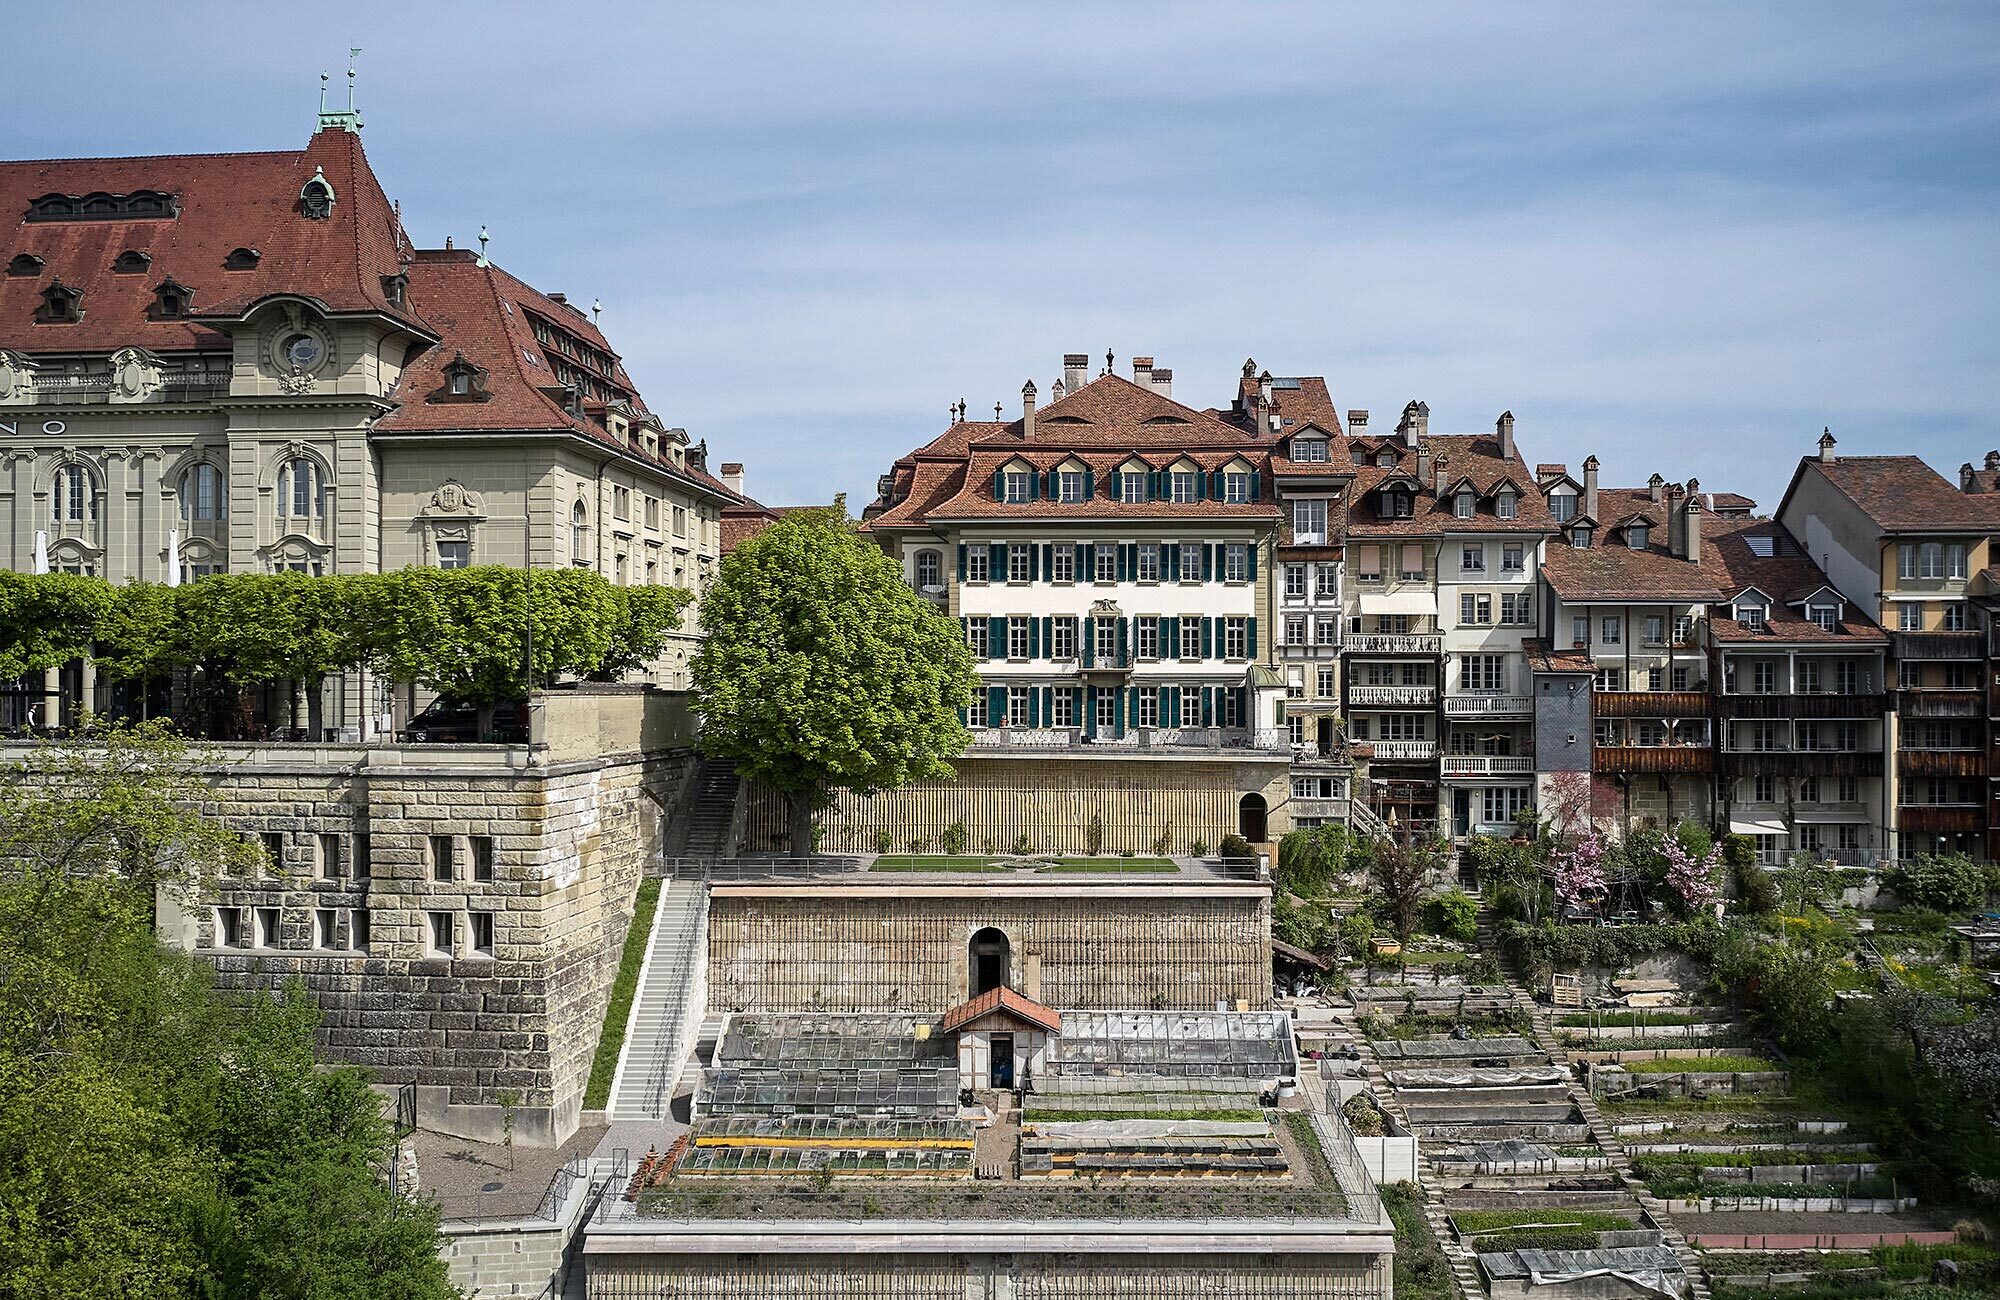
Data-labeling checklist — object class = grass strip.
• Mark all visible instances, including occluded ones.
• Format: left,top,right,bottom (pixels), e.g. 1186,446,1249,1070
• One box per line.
1382,1183,1453,1300
1037,857,1176,873
871,855,1009,872
1623,1054,1779,1074
1452,1208,1635,1233
583,877,661,1111
1022,1108,1265,1123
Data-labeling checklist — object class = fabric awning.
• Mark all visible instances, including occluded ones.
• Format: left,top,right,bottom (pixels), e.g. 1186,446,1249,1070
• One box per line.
1358,591,1438,616
1729,818,1786,835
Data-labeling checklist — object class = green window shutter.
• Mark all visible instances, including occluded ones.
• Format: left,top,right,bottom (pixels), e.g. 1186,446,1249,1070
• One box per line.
1073,542,1086,575
987,685,1006,722
1042,617,1054,654
1201,617,1213,658
1030,471,1041,501
1201,687,1214,727
1201,545,1213,581
1028,544,1040,581
1042,544,1053,576
1247,617,1258,659
1117,618,1128,666
1234,686,1247,723
989,543,1004,575
956,545,967,580
1164,684,1179,728
1195,470,1206,501
993,468,1006,501
1085,684,1098,736
1082,618,1095,667
1029,618,1040,659
1247,545,1259,580
1028,687,1040,727
1113,686,1126,735
1108,471,1121,501
1163,615,1178,650
1164,542,1178,575
1116,545,1128,582
1249,471,1260,502
1083,467,1096,498
1210,469,1224,498
988,616,1005,658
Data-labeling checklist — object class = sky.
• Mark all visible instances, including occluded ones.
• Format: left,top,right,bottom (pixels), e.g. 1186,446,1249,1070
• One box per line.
7,2,1997,509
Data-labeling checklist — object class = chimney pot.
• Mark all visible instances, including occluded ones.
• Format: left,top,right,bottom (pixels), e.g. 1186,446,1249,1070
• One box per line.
1063,354,1089,392
1818,427,1837,463
1962,464,1977,492
1987,450,2000,471
1347,409,1368,437
1022,380,1037,438
720,462,746,496
1497,410,1515,461
1648,472,1664,504
1150,366,1172,399
1242,357,1258,378
1582,455,1600,522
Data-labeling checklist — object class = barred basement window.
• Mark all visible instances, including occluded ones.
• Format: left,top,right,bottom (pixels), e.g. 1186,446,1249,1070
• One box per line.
430,835,456,880
470,836,495,882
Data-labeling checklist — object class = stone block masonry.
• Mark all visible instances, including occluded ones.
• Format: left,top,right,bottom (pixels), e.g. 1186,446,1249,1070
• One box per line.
706,882,1273,1013
114,687,703,1148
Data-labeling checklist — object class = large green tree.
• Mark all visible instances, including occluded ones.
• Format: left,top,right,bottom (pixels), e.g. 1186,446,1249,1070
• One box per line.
692,511,975,855
0,571,115,683
0,725,459,1299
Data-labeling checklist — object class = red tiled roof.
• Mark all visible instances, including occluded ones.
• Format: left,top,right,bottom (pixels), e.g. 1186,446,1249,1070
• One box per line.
940,987,1062,1036
1703,516,1885,644
1346,432,1556,539
0,129,422,352
1805,455,2000,532
1522,639,1594,673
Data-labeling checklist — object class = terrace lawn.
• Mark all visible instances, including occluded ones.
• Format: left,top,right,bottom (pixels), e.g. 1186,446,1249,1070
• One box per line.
1622,1054,1778,1074
1556,1011,1700,1027
870,856,1009,872
1452,1209,1636,1233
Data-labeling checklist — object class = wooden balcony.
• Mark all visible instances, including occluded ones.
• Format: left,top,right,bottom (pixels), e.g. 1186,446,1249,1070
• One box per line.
1897,749,1987,778
1893,690,1982,719
1593,691,1709,718
1594,746,1714,775
1897,805,1985,835
1891,631,1984,661
1718,749,1885,778
1718,692,1888,719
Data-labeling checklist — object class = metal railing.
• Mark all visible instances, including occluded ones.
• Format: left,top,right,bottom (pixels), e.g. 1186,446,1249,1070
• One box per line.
1444,693,1533,717
654,855,1267,882
1345,634,1443,655
1349,685,1436,706
966,726,1289,753
1440,754,1535,777
1365,740,1439,761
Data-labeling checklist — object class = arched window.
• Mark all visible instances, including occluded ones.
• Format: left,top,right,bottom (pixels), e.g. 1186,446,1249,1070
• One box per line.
277,457,323,520
179,463,225,521
51,463,96,523
914,550,942,590
571,501,590,564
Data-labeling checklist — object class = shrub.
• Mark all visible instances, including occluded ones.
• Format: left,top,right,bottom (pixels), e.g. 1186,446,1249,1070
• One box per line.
1274,895,1337,956
1218,833,1254,860
1426,888,1479,943
1189,837,1210,858
1011,832,1035,856
1340,912,1376,961
938,820,968,855
1888,853,1986,913
1721,833,1756,868
1085,813,1104,856
1151,828,1173,856
1342,1092,1387,1136
905,837,928,854
872,828,893,855
1732,856,1779,914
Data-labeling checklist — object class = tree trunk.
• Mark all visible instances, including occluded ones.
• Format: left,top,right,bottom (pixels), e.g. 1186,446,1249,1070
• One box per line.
786,789,816,859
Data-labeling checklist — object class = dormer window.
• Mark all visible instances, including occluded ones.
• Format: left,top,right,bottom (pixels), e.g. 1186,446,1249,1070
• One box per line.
1120,472,1147,504
6,253,43,277
1808,603,1837,631
1003,470,1031,504
435,350,494,402
1549,492,1576,523
113,250,151,274
1057,469,1085,503
150,277,192,320
1454,490,1474,519
380,272,408,309
1571,525,1593,549
1170,469,1196,502
35,279,82,324
299,171,335,220
224,247,260,271
1380,490,1413,520
1496,490,1517,519
1292,438,1328,463
1224,470,1252,503
1735,601,1768,631
1375,450,1395,467
1627,524,1649,550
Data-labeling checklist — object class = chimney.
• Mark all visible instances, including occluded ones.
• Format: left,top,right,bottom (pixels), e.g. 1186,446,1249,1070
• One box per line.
1416,445,1432,487
1582,455,1599,522
1242,357,1258,378
1258,370,1275,408
1962,464,1978,492
1496,410,1515,461
1347,409,1369,439
1150,366,1172,399
1051,378,1066,403
1397,400,1428,447
1681,480,1703,565
1132,356,1154,388
1987,450,2000,471
720,462,746,497
1063,353,1089,392
1021,380,1037,439
1433,454,1450,500
1648,472,1664,504
1817,428,1837,463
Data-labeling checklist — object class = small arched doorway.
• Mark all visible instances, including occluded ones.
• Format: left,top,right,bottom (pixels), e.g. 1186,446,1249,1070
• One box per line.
1238,793,1268,842
969,927,1011,997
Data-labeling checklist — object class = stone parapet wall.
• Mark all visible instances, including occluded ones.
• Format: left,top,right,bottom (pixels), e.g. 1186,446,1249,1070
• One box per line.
743,756,1289,856
706,885,1272,1013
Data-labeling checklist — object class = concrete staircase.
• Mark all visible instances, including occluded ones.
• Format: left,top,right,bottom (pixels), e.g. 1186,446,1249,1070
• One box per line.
682,757,740,858
606,879,710,1121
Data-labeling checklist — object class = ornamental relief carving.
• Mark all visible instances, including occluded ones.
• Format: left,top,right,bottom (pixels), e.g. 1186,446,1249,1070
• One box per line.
107,347,165,405
421,478,485,518
0,350,40,406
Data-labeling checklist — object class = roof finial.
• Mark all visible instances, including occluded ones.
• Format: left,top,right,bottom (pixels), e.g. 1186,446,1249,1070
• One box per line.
994,401,1002,420
1104,348,1114,376
592,298,602,323
316,48,364,132
476,225,490,267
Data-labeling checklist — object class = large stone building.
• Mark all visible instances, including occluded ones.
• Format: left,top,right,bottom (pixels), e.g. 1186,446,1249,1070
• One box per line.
0,109,747,1145
0,105,738,731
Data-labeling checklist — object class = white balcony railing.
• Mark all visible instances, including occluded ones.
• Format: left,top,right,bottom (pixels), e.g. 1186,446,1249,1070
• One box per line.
1444,693,1533,718
1348,685,1436,707
1441,754,1536,777
1365,740,1439,761
1345,634,1443,655
965,726,1289,754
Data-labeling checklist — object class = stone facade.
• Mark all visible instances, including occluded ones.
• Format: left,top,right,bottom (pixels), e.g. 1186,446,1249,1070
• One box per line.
138,687,698,1147
705,881,1272,1014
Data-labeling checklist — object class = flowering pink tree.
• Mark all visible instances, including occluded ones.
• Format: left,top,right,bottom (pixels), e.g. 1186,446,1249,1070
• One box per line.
1550,830,1607,914
1664,836,1722,915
